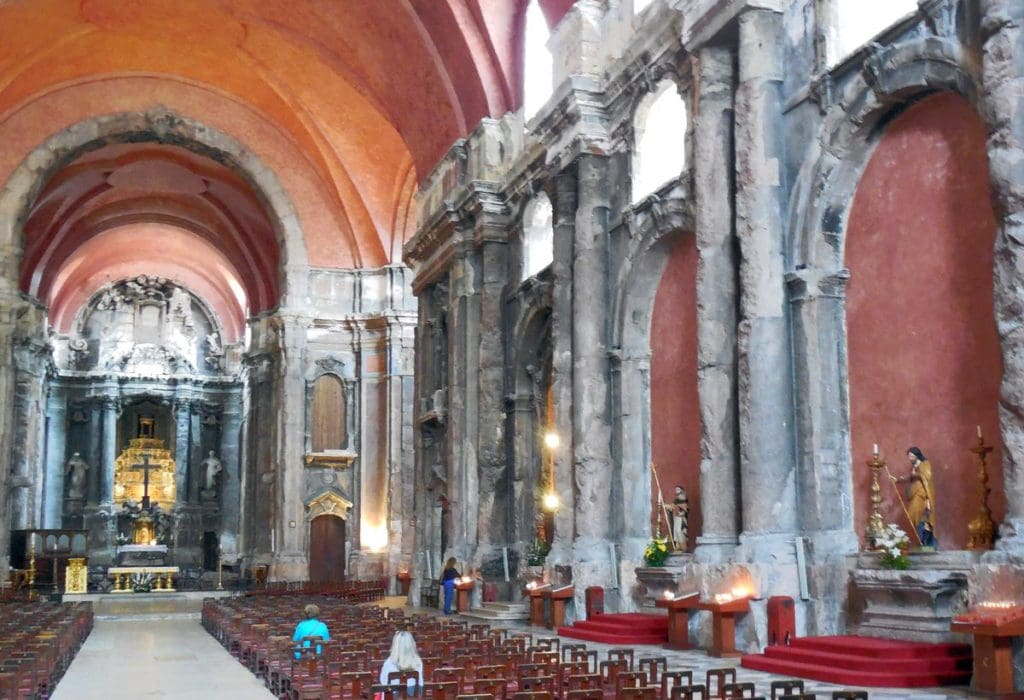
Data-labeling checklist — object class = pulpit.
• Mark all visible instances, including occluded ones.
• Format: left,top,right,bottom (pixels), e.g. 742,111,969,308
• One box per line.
698,596,750,657
951,604,1024,695
527,583,551,627
455,578,474,612
656,593,699,649
543,585,574,629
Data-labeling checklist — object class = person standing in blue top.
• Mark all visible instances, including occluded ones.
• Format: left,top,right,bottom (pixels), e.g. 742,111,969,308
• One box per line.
292,603,330,658
441,558,460,614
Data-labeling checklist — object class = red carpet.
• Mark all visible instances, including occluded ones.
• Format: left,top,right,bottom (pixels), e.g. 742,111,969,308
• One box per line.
557,613,668,645
741,635,972,688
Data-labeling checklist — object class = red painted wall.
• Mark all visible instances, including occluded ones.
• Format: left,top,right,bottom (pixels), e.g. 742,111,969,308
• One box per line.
650,234,702,550
847,93,1003,550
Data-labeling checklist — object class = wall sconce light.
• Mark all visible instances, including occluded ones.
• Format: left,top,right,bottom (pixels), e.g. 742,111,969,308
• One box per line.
288,520,296,528
542,491,560,512
543,431,560,449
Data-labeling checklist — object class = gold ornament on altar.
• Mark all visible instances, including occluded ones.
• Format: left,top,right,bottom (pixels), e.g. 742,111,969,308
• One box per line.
967,426,996,551
113,437,176,510
64,557,87,594
865,445,886,548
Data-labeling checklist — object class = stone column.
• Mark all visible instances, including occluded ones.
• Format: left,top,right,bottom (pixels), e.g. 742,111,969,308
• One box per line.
508,392,537,548
100,396,120,506
734,8,798,555
571,153,615,592
613,351,652,546
43,390,67,527
446,245,481,561
549,172,577,562
384,310,416,587
220,392,243,559
173,398,191,502
0,294,18,575
693,44,742,562
474,233,510,564
358,326,388,555
980,0,1024,550
11,329,49,530
273,312,310,579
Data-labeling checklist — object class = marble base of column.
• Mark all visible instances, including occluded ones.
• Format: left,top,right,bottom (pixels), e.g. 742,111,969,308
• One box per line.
693,535,738,564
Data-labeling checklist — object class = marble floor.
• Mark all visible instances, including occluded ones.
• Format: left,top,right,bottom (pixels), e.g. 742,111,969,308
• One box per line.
52,617,273,700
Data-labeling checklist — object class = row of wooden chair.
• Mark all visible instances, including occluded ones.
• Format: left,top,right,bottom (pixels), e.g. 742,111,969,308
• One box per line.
247,579,387,601
0,601,93,699
201,595,871,700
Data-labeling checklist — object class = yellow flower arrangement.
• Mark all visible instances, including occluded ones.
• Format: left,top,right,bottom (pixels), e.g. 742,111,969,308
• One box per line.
643,537,670,567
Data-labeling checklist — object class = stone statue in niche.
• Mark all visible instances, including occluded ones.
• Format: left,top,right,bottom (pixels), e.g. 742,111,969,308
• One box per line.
889,446,938,548
200,451,223,500
65,452,89,499
668,484,689,551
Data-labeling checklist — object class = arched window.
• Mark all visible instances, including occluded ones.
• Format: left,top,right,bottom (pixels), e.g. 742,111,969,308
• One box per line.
522,192,554,280
828,0,917,67
523,0,554,120
633,0,656,15
632,81,687,203
311,373,347,452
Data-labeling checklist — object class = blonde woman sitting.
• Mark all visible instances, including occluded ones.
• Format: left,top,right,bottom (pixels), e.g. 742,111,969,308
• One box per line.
378,630,423,696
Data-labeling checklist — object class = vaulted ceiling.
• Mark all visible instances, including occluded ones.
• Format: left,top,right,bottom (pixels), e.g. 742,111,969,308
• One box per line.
0,0,574,333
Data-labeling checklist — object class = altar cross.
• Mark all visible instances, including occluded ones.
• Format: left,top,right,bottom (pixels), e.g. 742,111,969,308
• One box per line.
132,452,157,510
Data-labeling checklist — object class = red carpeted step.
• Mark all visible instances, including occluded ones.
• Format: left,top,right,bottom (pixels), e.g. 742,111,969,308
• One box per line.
761,645,972,674
788,635,970,660
741,653,972,688
741,635,973,689
557,613,669,645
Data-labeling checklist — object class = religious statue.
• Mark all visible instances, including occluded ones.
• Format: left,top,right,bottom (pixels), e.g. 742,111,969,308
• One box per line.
201,450,223,498
65,452,89,499
667,485,689,551
889,446,937,548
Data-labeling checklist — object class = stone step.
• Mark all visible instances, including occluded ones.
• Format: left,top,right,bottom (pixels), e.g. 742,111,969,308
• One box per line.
459,602,529,622
65,590,236,618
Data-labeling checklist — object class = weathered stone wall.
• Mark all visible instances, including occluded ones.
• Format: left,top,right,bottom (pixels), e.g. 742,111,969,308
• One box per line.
406,0,1024,670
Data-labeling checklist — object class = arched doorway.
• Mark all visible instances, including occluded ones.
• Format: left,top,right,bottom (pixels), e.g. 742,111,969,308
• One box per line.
309,515,346,583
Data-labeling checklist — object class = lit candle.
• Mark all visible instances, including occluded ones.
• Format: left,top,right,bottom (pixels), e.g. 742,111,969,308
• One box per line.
663,590,674,600
872,443,878,456
977,425,982,439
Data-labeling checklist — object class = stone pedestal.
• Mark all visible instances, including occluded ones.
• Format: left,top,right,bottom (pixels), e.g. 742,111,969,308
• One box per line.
635,554,692,608
848,550,979,643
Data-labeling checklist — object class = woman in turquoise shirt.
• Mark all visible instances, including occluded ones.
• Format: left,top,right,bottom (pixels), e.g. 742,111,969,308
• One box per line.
292,603,330,658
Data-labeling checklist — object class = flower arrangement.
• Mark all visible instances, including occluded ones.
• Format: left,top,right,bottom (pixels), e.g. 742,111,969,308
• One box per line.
643,537,670,567
525,538,550,566
131,572,154,593
876,523,910,570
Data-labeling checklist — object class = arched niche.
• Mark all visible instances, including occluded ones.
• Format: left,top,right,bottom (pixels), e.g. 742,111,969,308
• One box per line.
610,191,697,561
632,80,688,204
845,93,1002,549
508,295,554,557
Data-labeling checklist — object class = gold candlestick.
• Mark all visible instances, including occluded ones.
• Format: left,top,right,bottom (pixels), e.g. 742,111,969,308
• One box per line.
967,432,996,550
866,449,886,548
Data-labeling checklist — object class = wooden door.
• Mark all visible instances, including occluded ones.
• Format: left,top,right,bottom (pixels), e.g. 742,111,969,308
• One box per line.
309,515,346,583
